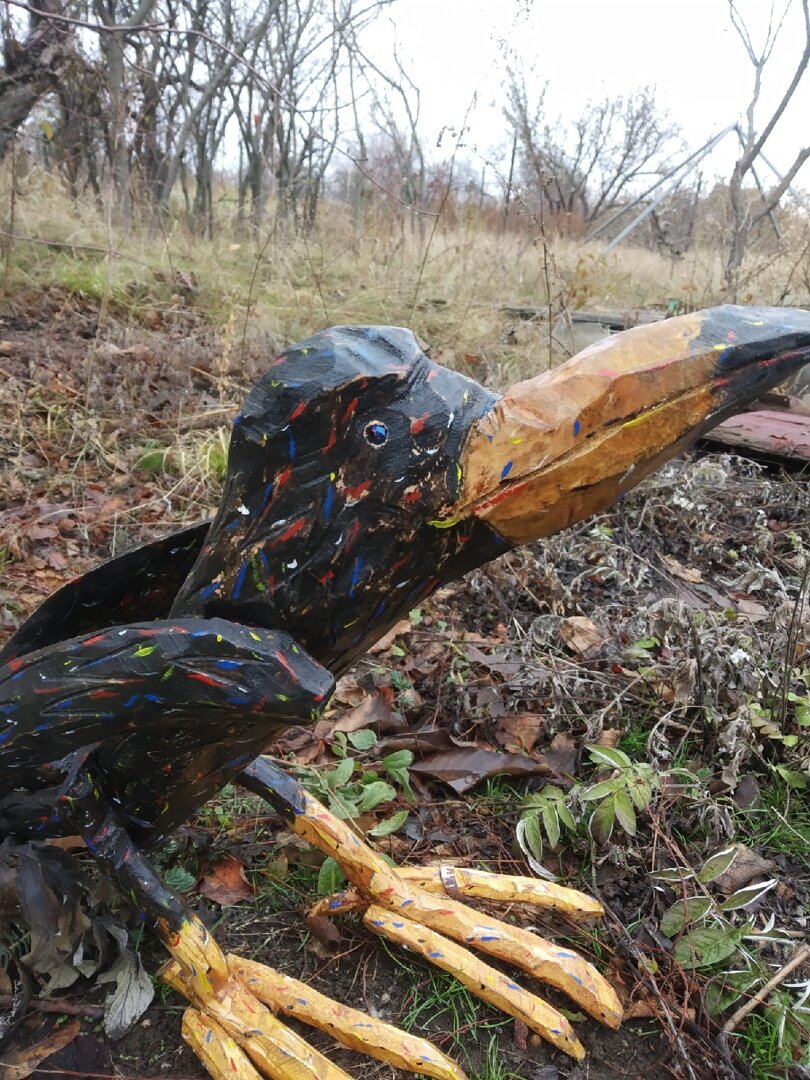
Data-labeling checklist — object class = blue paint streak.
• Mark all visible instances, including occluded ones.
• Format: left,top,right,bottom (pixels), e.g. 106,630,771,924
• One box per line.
199,580,222,600
501,460,513,479
124,694,140,708
573,418,582,436
36,723,49,731
0,729,14,744
54,698,74,710
349,557,363,599
288,429,296,459
324,484,335,521
143,694,162,704
216,659,243,669
232,561,249,600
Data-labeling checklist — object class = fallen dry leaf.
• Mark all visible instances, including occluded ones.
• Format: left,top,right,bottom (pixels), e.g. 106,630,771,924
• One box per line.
560,616,609,659
332,692,391,734
711,843,776,896
0,1017,80,1079
411,747,549,794
199,855,255,906
368,618,412,654
660,554,703,583
596,729,622,749
543,733,578,777
331,674,366,707
303,914,341,950
496,713,544,754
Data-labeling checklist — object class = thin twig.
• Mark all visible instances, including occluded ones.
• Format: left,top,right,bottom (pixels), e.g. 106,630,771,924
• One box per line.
721,943,810,1035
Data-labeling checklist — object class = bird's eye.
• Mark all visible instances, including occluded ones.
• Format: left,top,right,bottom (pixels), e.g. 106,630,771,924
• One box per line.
364,420,388,447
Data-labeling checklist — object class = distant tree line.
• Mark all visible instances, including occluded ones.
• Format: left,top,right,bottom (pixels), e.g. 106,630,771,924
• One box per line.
0,0,808,299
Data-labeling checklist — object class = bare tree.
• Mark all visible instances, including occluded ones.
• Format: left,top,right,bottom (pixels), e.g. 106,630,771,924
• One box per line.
0,0,76,160
724,0,810,298
504,69,679,231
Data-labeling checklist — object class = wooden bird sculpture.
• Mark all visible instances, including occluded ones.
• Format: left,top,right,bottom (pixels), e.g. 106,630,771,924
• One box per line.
1,305,809,1080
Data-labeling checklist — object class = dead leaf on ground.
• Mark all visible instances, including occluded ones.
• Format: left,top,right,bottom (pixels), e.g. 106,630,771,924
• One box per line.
734,597,769,622
496,713,544,754
0,1017,80,1080
304,914,341,951
198,855,254,906
331,674,366,707
378,728,456,757
660,554,703,583
368,618,412,654
543,733,578,777
711,843,776,896
411,747,549,794
560,616,609,659
596,729,622,749
332,692,392,734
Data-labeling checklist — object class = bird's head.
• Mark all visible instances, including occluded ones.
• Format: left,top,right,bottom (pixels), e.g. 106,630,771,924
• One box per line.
173,308,810,670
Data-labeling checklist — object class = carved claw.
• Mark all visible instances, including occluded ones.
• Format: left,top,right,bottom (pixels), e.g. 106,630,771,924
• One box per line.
273,780,622,1056
161,913,464,1080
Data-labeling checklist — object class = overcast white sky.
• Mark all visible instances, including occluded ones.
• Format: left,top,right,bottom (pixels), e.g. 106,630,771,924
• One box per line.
364,0,810,187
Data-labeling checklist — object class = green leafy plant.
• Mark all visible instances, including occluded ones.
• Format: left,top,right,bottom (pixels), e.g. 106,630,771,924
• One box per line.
295,729,413,827
580,745,659,844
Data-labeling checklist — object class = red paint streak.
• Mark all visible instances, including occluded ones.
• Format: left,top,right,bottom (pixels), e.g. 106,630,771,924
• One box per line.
289,400,307,421
269,353,288,367
343,520,361,552
426,370,438,381
318,569,335,585
410,413,429,434
404,487,421,504
473,478,530,514
89,690,118,699
138,625,188,637
324,426,337,453
342,397,359,425
162,764,172,772
275,518,306,545
345,479,371,499
82,634,107,646
187,671,226,688
5,657,24,672
276,463,293,492
275,650,299,682
391,555,410,573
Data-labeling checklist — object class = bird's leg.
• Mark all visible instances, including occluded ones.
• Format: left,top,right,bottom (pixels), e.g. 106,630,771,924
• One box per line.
63,759,464,1080
239,757,622,1060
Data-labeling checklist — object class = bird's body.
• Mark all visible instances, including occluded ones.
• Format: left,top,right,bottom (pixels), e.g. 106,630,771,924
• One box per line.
2,308,810,1080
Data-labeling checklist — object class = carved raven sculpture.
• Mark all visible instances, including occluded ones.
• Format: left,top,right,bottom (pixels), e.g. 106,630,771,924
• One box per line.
1,306,809,1080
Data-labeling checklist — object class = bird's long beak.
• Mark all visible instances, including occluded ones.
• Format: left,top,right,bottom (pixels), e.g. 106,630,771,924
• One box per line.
456,305,810,544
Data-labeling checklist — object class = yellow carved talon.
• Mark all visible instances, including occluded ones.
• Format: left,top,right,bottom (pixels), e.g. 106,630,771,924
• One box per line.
164,958,354,1080
364,904,586,1061
366,871,622,1029
394,865,604,920
232,955,466,1080
182,1009,264,1080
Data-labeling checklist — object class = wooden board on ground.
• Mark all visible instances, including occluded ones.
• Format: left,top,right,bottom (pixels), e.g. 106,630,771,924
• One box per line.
704,408,810,464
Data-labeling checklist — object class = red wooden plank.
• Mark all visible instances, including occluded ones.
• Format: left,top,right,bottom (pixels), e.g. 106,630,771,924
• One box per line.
704,408,810,462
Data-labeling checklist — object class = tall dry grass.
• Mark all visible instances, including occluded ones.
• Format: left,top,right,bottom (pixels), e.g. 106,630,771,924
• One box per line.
1,162,810,387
